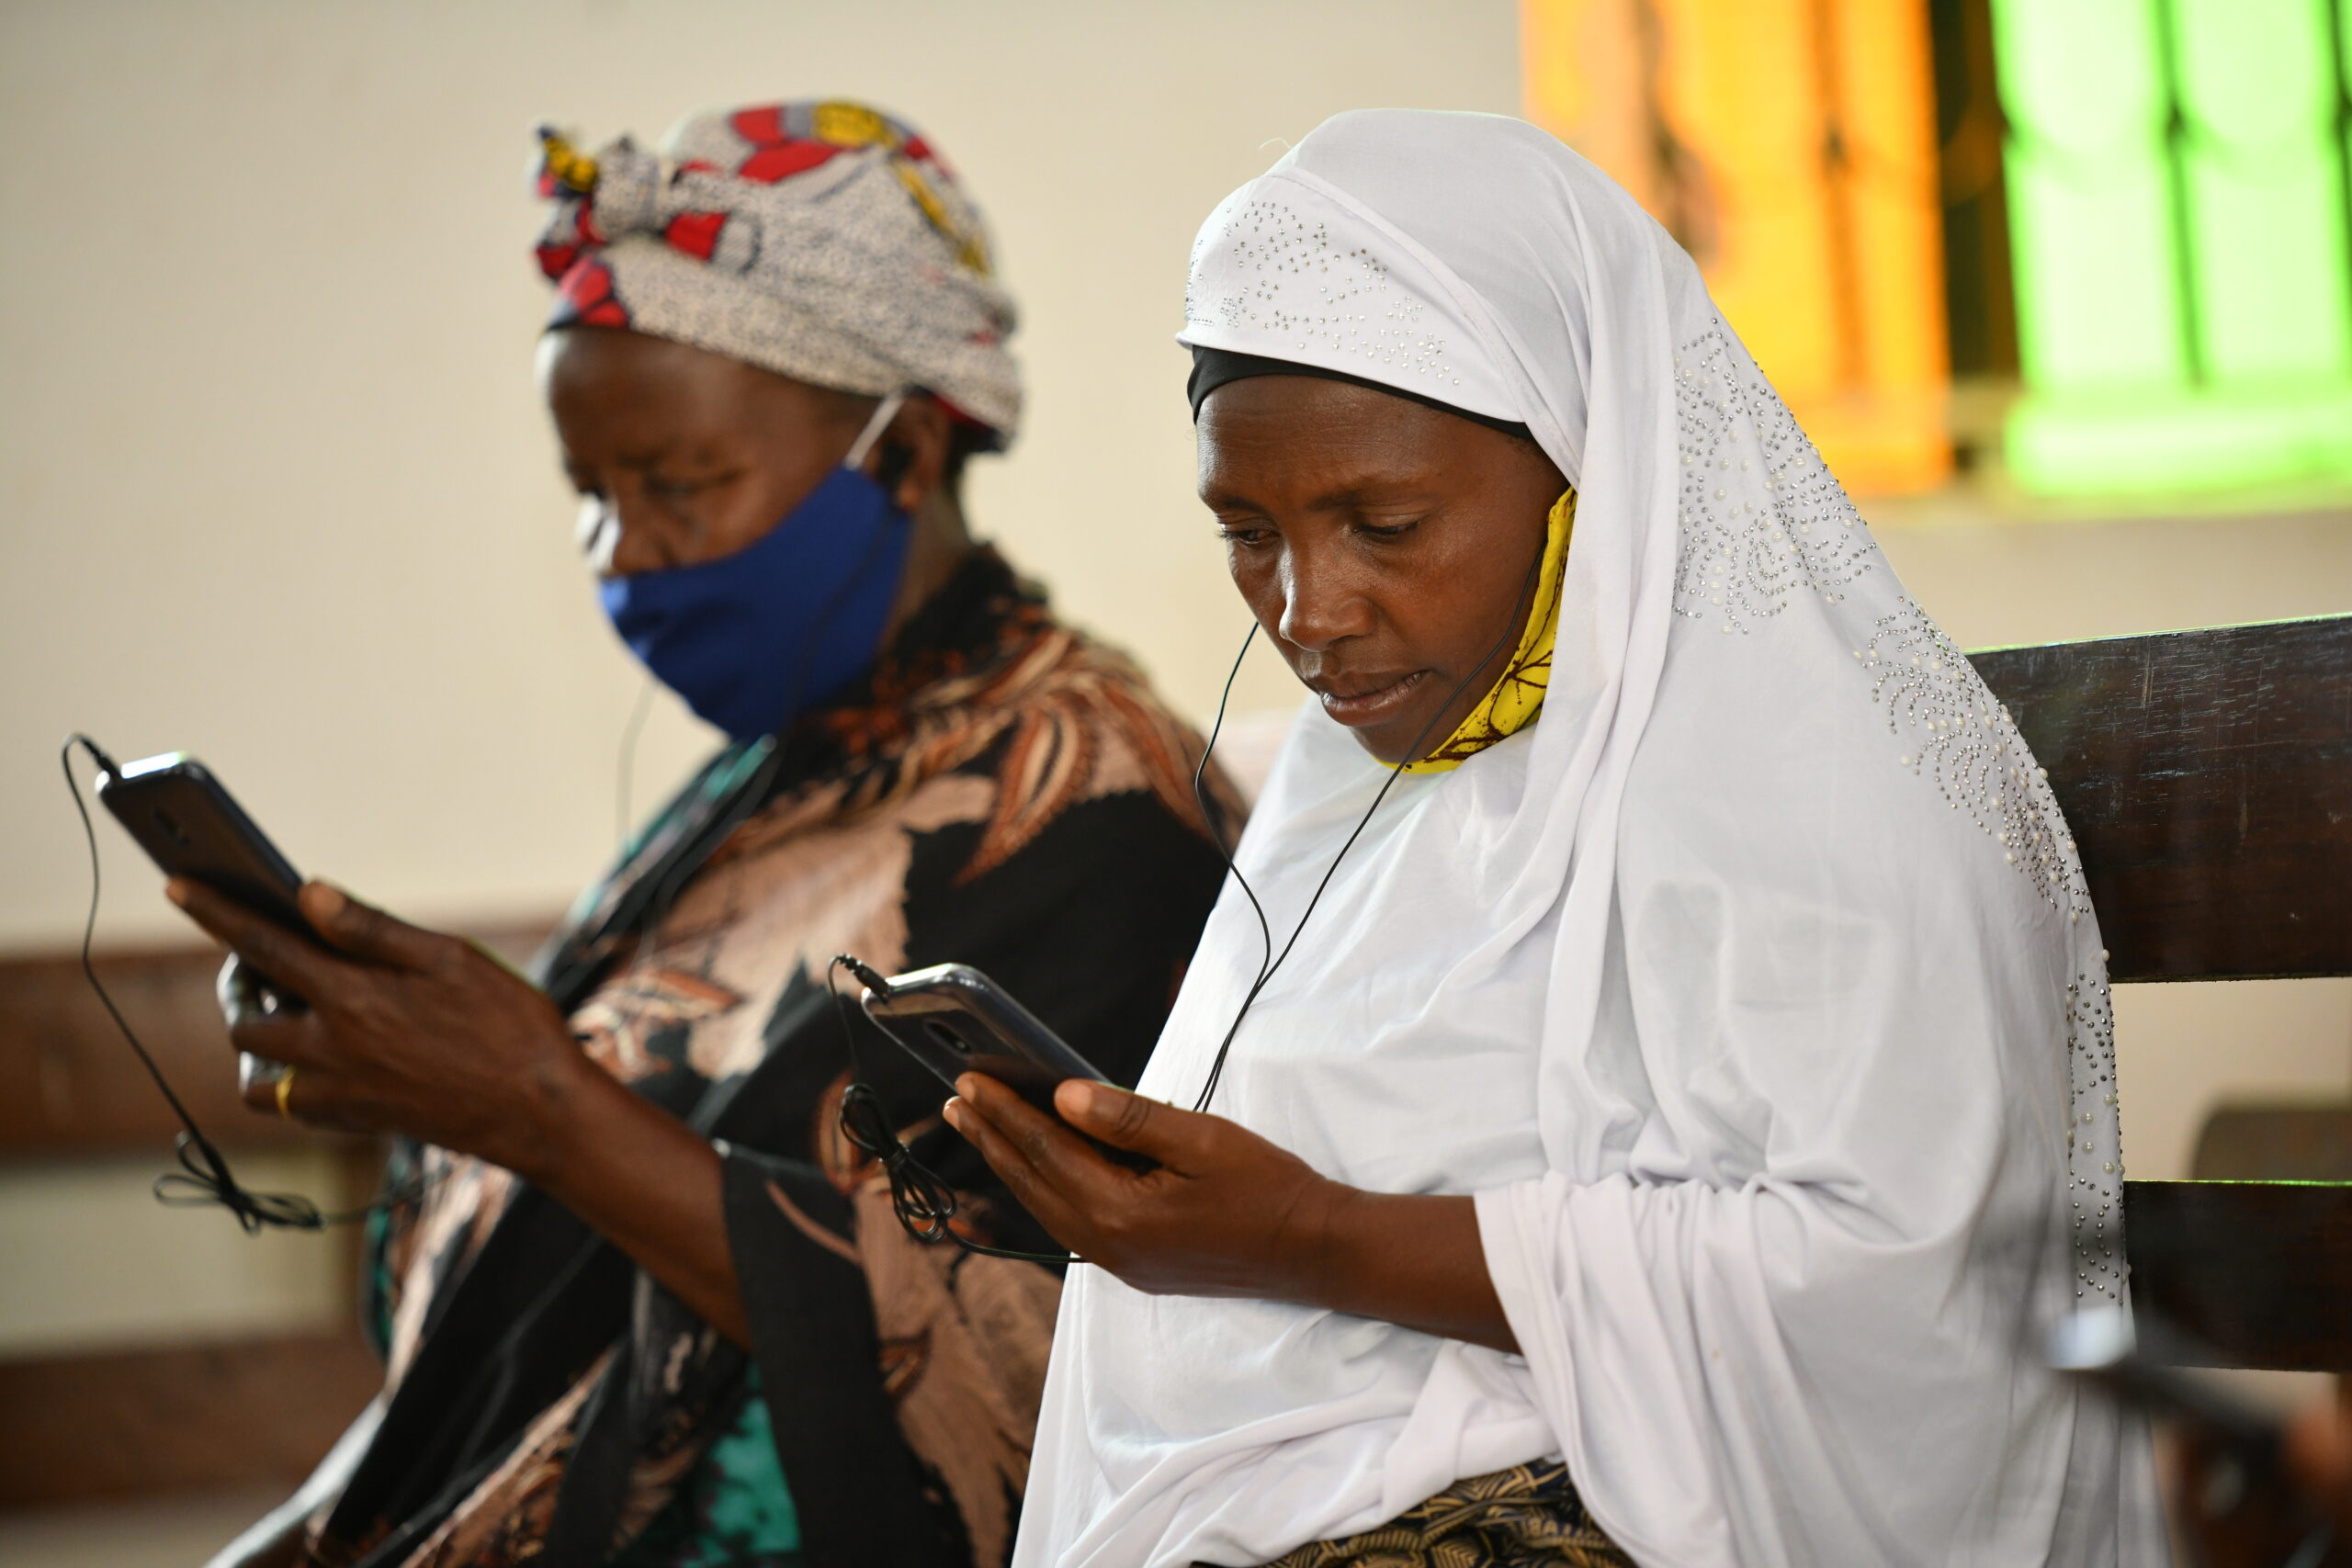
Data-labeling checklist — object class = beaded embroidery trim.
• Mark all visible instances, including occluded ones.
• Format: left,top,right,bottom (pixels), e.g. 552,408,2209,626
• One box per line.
1182,197,1476,392
1855,619,2123,1297
1859,601,2097,922
1669,325,1876,634
1666,320,2122,1301
2066,975,2125,1303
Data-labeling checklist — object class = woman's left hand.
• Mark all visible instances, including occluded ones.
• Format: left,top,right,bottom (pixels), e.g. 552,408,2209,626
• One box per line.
170,878,590,1179
943,1073,1351,1301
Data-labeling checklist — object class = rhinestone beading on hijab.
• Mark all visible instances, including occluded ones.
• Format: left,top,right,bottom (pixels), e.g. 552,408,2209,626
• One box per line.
533,99,1021,442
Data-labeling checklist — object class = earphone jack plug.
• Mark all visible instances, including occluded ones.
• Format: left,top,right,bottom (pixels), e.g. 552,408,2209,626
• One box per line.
69,733,122,782
836,954,894,998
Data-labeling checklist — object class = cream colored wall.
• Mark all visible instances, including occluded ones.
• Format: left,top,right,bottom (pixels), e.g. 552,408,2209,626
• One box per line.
1,0,2346,1367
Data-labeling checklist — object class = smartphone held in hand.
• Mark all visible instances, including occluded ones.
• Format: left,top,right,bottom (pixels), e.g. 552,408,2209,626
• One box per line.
858,962,1109,1115
858,962,1156,1174
96,752,305,931
98,750,308,1059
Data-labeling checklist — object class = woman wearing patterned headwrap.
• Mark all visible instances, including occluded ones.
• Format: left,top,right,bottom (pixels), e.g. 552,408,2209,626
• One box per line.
186,100,1235,1568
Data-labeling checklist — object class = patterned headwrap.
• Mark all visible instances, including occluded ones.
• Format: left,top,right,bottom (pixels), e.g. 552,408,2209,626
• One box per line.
533,100,1021,443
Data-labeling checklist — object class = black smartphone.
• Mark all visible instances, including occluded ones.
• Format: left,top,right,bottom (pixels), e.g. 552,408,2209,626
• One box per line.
860,962,1154,1170
861,963,1105,1109
96,752,306,930
96,750,310,1059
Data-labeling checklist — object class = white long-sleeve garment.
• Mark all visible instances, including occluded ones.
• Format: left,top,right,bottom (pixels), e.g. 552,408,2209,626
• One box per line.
1016,110,2165,1568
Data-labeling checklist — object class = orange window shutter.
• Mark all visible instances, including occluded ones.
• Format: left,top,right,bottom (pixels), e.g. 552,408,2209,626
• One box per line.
1521,0,1952,494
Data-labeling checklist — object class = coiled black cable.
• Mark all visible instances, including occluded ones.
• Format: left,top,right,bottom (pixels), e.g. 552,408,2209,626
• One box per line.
825,954,1079,1265
62,733,431,1231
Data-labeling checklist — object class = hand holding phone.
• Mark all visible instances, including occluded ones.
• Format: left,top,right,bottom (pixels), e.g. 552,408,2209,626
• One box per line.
854,960,1154,1171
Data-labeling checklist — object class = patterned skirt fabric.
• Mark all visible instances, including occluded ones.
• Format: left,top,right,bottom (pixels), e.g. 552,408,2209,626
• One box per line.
1254,1461,1632,1568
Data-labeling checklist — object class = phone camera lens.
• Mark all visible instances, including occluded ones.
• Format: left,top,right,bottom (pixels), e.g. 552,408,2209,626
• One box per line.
153,809,193,847
924,1021,970,1055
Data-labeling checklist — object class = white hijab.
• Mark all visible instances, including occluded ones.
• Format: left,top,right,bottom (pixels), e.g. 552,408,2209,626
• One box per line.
1020,110,2161,1568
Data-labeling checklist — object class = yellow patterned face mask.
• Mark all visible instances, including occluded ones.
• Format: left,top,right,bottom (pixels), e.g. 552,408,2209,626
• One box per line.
1397,488,1577,774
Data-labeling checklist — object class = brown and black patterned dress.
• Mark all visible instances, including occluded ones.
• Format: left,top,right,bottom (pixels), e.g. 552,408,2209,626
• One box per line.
307,550,1237,1568
1254,1462,1631,1568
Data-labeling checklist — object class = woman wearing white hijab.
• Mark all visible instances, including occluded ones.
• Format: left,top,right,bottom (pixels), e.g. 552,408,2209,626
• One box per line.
943,109,2163,1566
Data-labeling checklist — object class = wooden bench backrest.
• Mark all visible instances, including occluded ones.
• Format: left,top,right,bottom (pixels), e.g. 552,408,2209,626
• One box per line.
0,922,545,1507
1971,614,2352,1371
1972,615,2352,983
3,618,2342,1504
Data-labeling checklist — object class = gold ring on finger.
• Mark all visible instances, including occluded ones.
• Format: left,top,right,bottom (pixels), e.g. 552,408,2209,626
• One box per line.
276,1066,298,1121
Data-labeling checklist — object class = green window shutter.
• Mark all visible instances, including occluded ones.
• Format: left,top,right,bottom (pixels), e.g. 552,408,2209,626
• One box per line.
2171,0,2352,381
1992,0,2187,392
1990,0,2352,494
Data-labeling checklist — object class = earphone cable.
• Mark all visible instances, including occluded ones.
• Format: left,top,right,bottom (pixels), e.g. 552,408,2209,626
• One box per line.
1190,551,1545,1112
1190,625,1273,992
628,418,907,942
825,955,1080,1266
616,677,656,853
62,734,435,1231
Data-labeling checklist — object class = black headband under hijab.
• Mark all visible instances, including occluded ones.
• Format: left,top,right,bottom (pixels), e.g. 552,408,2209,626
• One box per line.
1186,345,1534,442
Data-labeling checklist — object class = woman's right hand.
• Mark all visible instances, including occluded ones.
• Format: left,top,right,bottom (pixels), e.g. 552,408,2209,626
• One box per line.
944,1073,1518,1351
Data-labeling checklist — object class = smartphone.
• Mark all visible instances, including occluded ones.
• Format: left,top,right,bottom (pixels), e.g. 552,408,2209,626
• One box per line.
859,962,1154,1170
861,963,1105,1108
96,752,306,930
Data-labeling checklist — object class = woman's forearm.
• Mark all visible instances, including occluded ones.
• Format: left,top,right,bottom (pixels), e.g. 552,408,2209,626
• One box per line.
519,1054,751,1348
947,1073,1519,1351
1298,1188,1519,1353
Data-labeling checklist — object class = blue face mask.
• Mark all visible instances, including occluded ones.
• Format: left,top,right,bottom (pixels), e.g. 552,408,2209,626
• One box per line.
595,395,912,741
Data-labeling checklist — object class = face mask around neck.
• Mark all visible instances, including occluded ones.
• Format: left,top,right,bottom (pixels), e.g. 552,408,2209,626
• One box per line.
595,391,913,741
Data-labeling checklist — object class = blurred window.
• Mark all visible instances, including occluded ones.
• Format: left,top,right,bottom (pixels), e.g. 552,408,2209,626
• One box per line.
1992,0,2352,494
1523,0,2352,500
1522,0,1953,495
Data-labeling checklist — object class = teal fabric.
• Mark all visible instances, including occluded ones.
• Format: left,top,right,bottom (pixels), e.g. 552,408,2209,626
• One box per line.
615,1369,802,1566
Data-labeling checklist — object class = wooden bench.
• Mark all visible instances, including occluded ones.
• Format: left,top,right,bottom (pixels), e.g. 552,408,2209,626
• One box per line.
0,922,545,1508
3,615,2340,1506
1971,615,2352,1371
